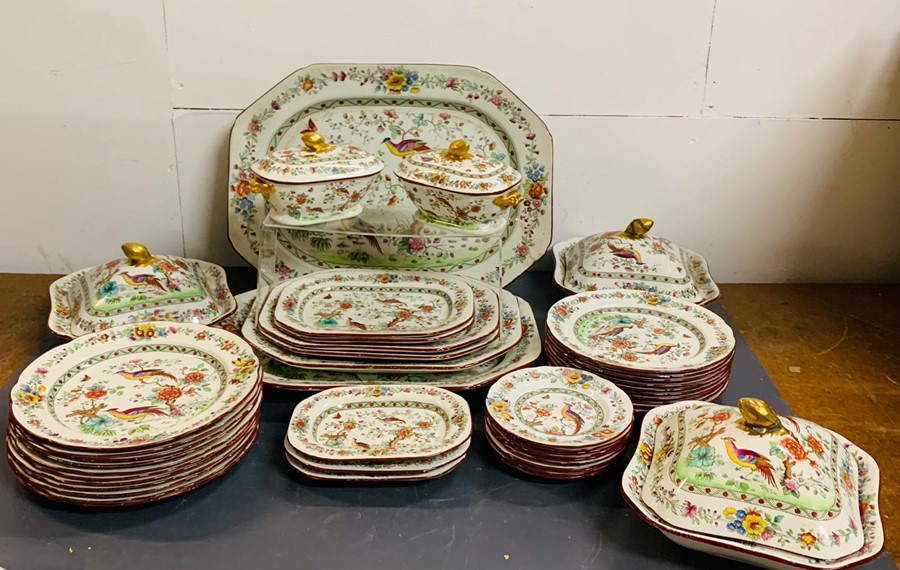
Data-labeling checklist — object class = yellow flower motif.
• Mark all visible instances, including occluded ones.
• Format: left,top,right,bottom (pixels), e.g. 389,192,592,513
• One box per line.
501,412,512,421
409,86,420,94
135,323,157,338
564,370,582,384
580,383,592,390
232,358,255,378
742,513,767,536
20,393,42,405
492,401,507,413
386,73,406,92
370,388,383,397
723,507,736,517
38,385,46,393
645,296,661,305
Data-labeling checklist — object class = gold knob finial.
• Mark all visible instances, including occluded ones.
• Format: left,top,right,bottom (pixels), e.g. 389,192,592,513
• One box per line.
121,243,159,267
442,139,472,161
622,218,654,239
301,132,332,153
737,398,788,436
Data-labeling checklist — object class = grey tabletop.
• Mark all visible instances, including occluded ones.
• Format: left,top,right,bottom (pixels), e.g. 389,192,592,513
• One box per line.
0,271,894,570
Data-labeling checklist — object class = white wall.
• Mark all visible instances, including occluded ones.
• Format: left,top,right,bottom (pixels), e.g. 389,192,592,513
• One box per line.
2,0,899,281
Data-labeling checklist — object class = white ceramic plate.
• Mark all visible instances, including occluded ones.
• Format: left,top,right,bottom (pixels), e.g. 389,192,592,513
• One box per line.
227,64,553,286
284,436,470,474
285,452,466,482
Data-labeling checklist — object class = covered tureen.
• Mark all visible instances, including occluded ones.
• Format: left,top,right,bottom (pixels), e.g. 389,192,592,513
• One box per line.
48,243,236,338
250,132,384,226
396,139,523,230
553,218,719,305
622,398,883,570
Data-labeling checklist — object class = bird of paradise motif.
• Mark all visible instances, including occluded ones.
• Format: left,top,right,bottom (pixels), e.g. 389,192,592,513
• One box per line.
347,318,368,331
351,438,371,451
722,436,777,487
636,343,679,356
118,272,168,293
381,137,431,157
591,324,633,340
106,406,168,421
116,368,178,383
380,416,407,424
560,404,584,435
608,242,644,265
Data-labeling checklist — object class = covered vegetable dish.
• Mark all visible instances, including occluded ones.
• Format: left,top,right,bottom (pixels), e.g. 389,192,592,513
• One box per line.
49,243,235,338
396,139,523,230
553,218,719,305
249,132,384,226
622,399,883,570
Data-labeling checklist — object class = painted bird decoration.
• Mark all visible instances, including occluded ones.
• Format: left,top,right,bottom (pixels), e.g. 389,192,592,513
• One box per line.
382,137,431,157
340,217,384,254
636,343,679,356
116,368,178,383
119,272,168,293
591,324,633,340
106,406,169,421
608,242,644,265
561,403,584,435
722,436,777,487
351,438,371,451
346,318,368,331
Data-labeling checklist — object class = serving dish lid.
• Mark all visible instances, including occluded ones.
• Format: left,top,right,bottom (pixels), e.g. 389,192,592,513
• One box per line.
250,132,383,184
560,219,717,304
395,139,522,195
640,398,866,561
49,243,236,338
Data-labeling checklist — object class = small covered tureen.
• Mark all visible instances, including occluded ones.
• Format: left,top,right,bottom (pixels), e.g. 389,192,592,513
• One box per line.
250,132,384,226
553,218,719,305
48,243,236,338
622,398,883,569
395,139,523,230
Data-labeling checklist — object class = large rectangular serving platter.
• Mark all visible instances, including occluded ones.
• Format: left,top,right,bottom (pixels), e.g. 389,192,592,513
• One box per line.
227,64,553,286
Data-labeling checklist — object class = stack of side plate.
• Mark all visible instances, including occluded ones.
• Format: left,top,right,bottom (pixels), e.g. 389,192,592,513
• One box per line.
284,385,472,482
7,323,262,507
243,269,530,379
544,291,736,412
484,367,634,480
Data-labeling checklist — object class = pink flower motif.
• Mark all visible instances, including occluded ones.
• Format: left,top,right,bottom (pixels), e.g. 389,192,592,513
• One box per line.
517,245,530,257
681,502,698,518
343,113,349,119
248,121,261,134
407,237,426,251
761,529,775,541
445,77,460,90
439,112,451,120
491,94,504,106
331,71,347,81
270,100,280,110
36,368,48,375
384,109,399,120
526,133,536,140
377,125,385,133
238,170,252,182
784,479,799,492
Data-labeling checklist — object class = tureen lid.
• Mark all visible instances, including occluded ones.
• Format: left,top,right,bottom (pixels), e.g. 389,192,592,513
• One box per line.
395,139,522,195
50,243,235,337
563,218,707,300
251,132,384,184
641,398,865,561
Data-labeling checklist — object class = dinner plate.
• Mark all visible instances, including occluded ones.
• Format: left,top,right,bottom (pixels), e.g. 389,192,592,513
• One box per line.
227,64,553,286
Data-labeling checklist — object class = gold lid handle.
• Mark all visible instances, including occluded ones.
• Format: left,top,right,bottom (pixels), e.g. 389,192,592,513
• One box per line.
301,132,332,153
737,398,788,436
622,218,654,239
122,243,159,267
442,139,472,162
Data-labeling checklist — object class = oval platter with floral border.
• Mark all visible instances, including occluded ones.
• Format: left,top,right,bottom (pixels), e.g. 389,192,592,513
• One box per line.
228,64,553,286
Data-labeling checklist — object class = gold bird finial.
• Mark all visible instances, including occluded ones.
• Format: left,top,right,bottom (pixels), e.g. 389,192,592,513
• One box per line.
737,397,788,436
442,139,472,162
301,131,332,153
121,243,159,267
621,218,654,239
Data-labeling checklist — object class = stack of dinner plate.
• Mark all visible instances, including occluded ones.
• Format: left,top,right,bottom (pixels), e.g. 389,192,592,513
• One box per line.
242,269,527,379
283,385,472,482
545,291,736,412
7,323,262,507
484,367,634,480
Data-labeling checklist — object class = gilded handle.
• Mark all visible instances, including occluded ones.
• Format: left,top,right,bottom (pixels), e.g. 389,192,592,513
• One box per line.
249,176,277,196
442,139,472,162
622,218,654,239
737,398,788,436
493,189,524,209
301,132,332,153
121,243,159,267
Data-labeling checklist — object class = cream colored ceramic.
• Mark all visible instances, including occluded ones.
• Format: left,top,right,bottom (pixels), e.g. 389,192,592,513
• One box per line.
396,139,523,230
553,219,719,305
48,243,236,339
250,132,383,226
622,401,884,569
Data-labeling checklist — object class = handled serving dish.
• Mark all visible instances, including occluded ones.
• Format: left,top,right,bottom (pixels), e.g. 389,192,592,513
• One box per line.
552,219,718,305
48,243,235,338
621,399,883,569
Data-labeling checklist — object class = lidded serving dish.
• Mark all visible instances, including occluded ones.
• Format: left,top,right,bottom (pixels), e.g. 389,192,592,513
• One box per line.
553,218,719,305
49,243,236,338
395,139,523,230
250,132,384,226
622,398,884,570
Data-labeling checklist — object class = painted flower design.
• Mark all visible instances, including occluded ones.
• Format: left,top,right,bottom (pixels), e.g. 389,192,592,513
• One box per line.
134,324,157,339
806,434,825,455
742,512,767,537
184,372,205,384
781,436,808,461
84,388,107,400
16,385,44,406
799,532,818,548
99,281,119,297
688,446,716,468
83,415,113,432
